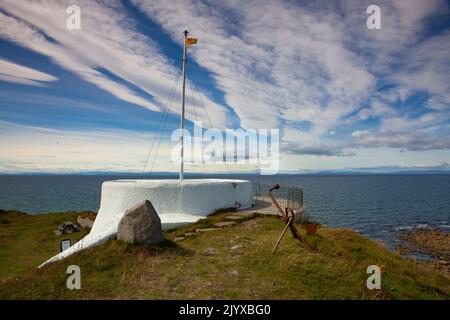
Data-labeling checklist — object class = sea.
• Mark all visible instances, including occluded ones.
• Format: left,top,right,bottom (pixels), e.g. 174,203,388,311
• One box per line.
0,174,449,250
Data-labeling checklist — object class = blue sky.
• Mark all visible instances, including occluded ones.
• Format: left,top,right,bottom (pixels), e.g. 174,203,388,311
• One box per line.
0,0,450,173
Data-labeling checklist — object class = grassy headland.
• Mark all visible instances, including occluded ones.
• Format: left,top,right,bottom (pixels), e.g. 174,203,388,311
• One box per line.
0,209,449,299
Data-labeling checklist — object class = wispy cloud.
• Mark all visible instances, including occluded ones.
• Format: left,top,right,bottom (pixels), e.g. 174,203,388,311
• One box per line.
0,58,57,86
0,0,229,127
0,119,172,173
0,120,251,173
133,0,374,133
132,0,449,155
0,0,449,173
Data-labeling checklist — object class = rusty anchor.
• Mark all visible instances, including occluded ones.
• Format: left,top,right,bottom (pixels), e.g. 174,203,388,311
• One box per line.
268,184,316,254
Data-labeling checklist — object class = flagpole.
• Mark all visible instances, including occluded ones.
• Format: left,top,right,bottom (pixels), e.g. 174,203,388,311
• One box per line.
180,30,188,181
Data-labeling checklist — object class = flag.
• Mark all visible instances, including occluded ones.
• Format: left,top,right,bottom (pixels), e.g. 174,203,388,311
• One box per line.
185,37,198,47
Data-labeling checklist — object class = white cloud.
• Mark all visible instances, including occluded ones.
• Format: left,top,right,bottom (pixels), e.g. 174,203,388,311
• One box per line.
0,119,173,173
1,0,449,172
0,119,251,173
283,142,355,157
0,0,229,127
390,30,450,109
130,0,444,158
351,128,450,151
133,0,375,139
426,96,450,111
349,98,397,123
0,58,57,86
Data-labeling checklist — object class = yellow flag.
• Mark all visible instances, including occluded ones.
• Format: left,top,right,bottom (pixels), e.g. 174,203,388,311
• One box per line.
185,37,198,47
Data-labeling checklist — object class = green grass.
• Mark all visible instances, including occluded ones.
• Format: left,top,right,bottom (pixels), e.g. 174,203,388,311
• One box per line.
0,209,449,299
0,209,91,281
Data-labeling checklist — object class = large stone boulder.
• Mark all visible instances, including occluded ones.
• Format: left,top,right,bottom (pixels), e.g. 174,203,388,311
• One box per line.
117,200,164,244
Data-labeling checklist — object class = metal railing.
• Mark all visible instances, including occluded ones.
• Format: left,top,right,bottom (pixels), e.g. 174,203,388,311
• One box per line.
252,183,304,215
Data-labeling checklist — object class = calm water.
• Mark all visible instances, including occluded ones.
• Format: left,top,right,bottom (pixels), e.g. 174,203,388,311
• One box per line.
0,174,449,249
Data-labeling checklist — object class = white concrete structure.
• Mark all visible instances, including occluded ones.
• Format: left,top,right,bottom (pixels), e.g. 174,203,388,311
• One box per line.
40,179,253,267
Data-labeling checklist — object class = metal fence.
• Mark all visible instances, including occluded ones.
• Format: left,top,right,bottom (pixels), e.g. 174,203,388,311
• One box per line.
252,183,304,215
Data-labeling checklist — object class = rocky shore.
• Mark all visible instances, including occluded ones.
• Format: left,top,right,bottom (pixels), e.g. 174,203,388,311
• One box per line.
397,228,450,275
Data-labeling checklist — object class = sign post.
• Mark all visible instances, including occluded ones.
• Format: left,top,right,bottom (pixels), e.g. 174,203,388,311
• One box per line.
60,239,71,252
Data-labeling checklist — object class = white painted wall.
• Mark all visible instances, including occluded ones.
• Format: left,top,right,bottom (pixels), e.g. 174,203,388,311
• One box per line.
39,179,253,267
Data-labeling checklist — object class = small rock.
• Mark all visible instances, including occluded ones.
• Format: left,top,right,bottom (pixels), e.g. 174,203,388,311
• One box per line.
203,247,218,255
196,228,219,233
213,221,236,228
230,244,243,250
54,230,62,236
174,236,185,242
77,215,94,229
230,270,239,276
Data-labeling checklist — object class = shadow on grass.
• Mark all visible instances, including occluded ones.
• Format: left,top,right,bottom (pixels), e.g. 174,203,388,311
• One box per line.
120,239,195,257
207,207,237,216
